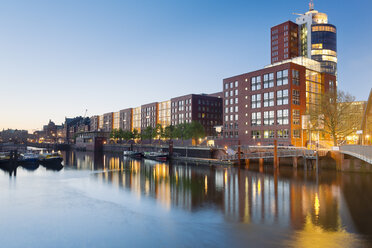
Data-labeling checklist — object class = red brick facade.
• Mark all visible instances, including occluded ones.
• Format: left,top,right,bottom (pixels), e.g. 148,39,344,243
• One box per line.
271,21,299,64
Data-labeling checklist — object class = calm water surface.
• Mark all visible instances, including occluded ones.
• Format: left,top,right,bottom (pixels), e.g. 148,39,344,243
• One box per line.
1,151,372,247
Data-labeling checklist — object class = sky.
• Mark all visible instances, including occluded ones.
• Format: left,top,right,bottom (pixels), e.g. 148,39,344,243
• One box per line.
0,0,371,132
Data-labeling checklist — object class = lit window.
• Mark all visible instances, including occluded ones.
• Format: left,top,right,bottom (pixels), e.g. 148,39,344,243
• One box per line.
277,90,289,105
277,109,289,125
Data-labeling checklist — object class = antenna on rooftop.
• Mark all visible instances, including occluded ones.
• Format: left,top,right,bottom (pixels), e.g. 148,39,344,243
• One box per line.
309,0,314,11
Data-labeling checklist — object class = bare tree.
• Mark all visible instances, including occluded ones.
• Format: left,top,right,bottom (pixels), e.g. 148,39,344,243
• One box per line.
308,90,362,146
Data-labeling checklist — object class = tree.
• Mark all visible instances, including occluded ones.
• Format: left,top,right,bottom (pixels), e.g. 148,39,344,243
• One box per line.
174,123,190,144
141,126,157,144
110,129,121,142
308,90,362,146
154,124,164,144
132,129,140,141
164,125,176,140
188,121,205,145
122,130,134,141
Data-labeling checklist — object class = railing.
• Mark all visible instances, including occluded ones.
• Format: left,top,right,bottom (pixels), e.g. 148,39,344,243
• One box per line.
221,146,316,161
340,145,372,164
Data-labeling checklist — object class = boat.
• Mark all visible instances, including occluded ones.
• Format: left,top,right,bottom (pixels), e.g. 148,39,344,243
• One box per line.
39,153,63,164
0,153,10,164
123,151,143,158
19,153,39,164
144,151,169,162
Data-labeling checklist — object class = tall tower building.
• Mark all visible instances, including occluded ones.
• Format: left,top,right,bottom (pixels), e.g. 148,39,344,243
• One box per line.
271,21,299,64
295,2,337,76
270,2,337,76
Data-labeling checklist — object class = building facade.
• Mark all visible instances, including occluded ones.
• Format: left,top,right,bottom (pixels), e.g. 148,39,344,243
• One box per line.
222,58,336,146
141,102,159,129
171,94,223,136
271,5,337,76
120,108,133,131
158,100,171,128
271,21,299,63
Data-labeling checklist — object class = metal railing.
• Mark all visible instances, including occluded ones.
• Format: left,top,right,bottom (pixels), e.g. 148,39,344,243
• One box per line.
340,145,372,164
221,147,316,161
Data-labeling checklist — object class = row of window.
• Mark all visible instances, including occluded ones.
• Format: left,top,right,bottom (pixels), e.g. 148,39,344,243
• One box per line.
224,81,238,89
225,114,239,122
224,89,239,97
248,109,301,127
225,98,238,106
250,90,289,108
249,70,292,91
250,129,301,139
250,130,290,139
224,131,239,138
225,106,238,114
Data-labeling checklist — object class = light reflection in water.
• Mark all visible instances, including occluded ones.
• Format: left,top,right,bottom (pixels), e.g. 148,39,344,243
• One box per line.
59,151,372,247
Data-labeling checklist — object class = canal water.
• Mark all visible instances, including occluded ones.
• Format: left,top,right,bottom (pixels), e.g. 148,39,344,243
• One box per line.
1,151,372,248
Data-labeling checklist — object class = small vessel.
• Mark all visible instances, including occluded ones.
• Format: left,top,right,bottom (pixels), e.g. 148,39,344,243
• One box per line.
39,153,63,164
123,151,143,158
144,151,169,162
0,153,10,164
19,153,39,164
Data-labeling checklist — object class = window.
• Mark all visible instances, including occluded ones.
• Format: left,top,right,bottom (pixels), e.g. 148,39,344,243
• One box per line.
235,98,238,104
251,76,261,91
225,83,229,90
277,129,289,139
225,91,229,97
276,70,288,86
293,90,300,105
235,106,238,112
251,94,261,109
251,112,262,126
264,130,275,139
230,90,233,96
264,111,275,126
251,131,261,139
264,73,274,88
225,107,228,113
235,89,238,95
277,89,289,105
235,114,238,121
225,99,229,106
277,109,289,125
293,129,301,138
292,70,300,85
293,110,300,125
230,99,233,105
329,80,335,92
230,82,233,88
235,81,238,87
264,92,274,107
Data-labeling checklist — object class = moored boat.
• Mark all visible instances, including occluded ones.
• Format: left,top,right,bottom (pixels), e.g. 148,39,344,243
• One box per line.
39,153,63,164
144,151,169,162
123,151,143,158
19,153,39,164
0,153,10,164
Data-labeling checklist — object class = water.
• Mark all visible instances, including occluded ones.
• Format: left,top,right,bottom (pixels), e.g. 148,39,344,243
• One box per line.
1,151,372,247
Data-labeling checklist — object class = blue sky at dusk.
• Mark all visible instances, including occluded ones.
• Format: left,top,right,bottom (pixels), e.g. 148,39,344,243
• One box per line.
0,0,371,131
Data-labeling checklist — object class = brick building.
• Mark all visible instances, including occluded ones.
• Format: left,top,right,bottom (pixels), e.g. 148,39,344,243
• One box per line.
171,94,223,136
119,108,133,131
222,57,336,146
271,21,299,64
141,102,158,129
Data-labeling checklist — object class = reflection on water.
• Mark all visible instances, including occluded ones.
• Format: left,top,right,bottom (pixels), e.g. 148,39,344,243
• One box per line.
2,150,372,247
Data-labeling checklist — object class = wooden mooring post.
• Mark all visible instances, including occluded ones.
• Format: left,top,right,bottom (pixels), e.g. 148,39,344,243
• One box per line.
274,139,279,169
237,140,241,166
